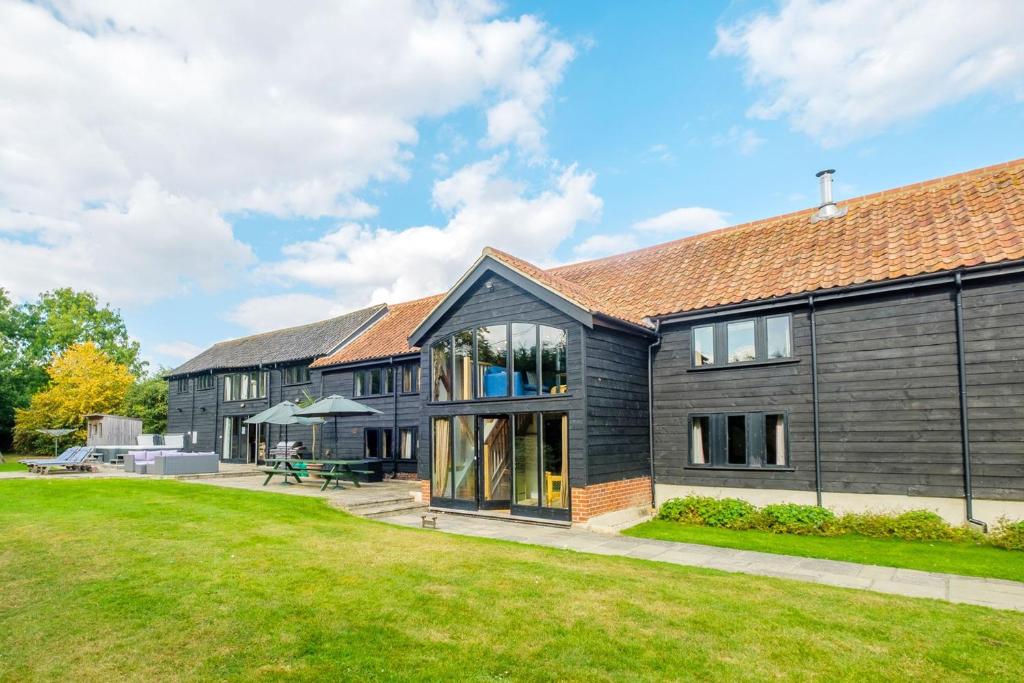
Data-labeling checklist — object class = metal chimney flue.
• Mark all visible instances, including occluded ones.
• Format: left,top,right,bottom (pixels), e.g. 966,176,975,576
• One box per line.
811,168,846,222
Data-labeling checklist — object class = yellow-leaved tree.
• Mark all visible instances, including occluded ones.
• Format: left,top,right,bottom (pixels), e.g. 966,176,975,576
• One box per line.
13,342,135,453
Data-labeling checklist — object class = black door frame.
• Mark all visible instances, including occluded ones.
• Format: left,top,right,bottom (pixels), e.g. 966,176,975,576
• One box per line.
477,414,511,510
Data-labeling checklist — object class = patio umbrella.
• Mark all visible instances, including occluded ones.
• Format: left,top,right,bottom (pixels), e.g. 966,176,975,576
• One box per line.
244,401,323,460
293,395,382,458
36,428,76,458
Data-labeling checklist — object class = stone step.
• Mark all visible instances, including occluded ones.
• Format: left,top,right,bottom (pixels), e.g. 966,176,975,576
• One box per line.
344,494,419,511
357,501,429,518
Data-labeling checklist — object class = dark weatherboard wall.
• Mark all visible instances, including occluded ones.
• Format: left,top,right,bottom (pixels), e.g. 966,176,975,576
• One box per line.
652,272,1024,503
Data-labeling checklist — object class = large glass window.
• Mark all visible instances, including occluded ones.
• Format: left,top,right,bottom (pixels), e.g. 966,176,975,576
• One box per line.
688,412,787,468
177,378,189,393
477,325,509,398
541,413,568,509
727,321,756,363
431,418,452,498
399,427,417,460
431,323,568,401
223,371,268,401
452,415,476,500
195,375,214,391
512,323,538,396
354,368,393,397
453,330,473,401
431,340,451,401
514,414,539,506
540,326,568,395
692,325,715,366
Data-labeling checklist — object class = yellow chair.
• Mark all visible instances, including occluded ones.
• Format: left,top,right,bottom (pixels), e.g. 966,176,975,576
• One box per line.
545,472,564,507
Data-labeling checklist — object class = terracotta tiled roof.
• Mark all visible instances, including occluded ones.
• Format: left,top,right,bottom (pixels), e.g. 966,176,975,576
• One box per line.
310,294,445,368
546,158,1024,321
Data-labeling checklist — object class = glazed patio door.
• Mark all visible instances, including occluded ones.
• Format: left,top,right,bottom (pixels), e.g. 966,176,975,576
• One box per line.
478,416,511,509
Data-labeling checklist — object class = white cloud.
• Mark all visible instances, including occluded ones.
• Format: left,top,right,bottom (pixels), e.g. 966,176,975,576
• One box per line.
0,1,576,304
0,178,253,304
153,341,205,361
226,293,356,334
573,234,639,259
631,207,731,234
252,155,602,314
715,0,1024,145
711,126,765,155
572,206,730,261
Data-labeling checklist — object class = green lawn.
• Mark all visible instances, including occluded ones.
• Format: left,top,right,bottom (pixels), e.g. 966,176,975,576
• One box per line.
625,520,1024,583
2,481,1023,682
0,459,30,472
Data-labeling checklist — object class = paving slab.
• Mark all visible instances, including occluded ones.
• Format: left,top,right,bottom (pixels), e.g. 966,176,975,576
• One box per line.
376,509,1024,612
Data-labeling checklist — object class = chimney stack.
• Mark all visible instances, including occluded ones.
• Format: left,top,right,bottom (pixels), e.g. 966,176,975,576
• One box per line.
811,168,846,222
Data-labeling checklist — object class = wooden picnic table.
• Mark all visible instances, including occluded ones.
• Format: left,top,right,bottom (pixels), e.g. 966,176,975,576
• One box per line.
259,458,374,490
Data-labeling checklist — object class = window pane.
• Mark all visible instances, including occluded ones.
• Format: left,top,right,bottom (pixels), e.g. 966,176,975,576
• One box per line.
540,327,568,395
766,316,792,359
512,323,538,396
431,418,452,497
383,367,394,394
452,415,476,501
514,414,539,506
399,428,416,460
381,428,392,459
431,340,451,401
542,413,568,509
481,417,510,501
354,371,366,397
693,325,715,366
690,416,710,464
727,415,747,464
727,320,756,363
370,368,382,395
765,414,786,466
364,429,380,458
402,364,419,393
477,325,508,397
453,330,473,400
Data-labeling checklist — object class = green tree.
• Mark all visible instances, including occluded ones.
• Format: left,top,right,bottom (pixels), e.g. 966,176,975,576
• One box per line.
13,342,135,453
123,373,169,435
0,288,143,450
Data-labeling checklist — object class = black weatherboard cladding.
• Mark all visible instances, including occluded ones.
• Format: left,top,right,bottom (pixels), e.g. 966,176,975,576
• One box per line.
652,273,1024,502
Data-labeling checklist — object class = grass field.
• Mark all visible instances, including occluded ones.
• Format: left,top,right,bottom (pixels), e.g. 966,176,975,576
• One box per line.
625,520,1024,583
2,479,1023,681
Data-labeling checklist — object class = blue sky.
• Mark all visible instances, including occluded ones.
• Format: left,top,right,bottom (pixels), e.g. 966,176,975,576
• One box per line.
1,0,1022,371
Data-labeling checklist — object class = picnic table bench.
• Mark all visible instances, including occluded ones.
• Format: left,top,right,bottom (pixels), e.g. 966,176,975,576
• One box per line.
260,458,375,490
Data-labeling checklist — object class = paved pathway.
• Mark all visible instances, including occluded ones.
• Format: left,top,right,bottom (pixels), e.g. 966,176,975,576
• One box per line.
383,510,1024,612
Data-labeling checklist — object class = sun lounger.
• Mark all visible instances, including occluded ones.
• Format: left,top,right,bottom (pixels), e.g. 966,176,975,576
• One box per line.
20,446,81,467
35,447,94,474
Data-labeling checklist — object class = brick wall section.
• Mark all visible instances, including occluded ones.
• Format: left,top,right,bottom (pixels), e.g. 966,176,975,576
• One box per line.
420,476,651,523
571,476,652,522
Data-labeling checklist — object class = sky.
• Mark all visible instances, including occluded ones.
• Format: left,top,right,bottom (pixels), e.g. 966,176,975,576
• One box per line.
1,0,1023,371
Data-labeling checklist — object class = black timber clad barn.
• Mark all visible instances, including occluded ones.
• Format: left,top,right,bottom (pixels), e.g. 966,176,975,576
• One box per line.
165,305,385,462
166,159,1024,525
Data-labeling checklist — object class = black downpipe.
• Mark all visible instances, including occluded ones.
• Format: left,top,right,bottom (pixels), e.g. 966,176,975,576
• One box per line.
954,271,987,531
189,376,196,452
647,321,662,509
391,357,399,478
809,296,823,507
